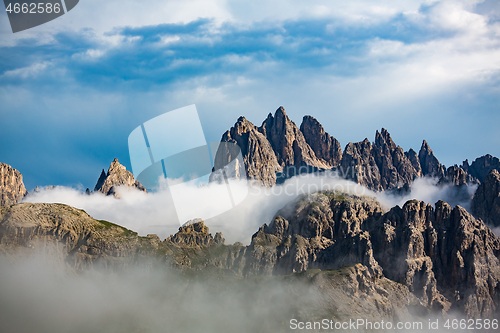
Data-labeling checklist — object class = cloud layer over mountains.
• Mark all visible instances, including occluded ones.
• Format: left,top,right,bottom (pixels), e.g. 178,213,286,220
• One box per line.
25,172,480,244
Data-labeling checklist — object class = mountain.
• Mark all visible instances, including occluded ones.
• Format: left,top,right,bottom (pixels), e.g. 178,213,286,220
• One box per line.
2,193,499,319
218,107,497,191
244,191,500,318
93,158,146,196
218,116,282,186
339,129,421,191
472,169,500,227
3,108,500,323
0,163,27,206
0,202,426,326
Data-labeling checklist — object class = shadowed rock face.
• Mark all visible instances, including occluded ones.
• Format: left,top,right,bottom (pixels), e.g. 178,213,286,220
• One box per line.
338,129,421,191
372,200,500,318
373,129,422,189
245,192,500,318
463,155,500,183
244,192,384,278
0,163,27,206
418,140,446,179
300,115,342,168
2,193,499,319
219,116,282,187
472,169,500,227
93,158,146,196
442,165,479,186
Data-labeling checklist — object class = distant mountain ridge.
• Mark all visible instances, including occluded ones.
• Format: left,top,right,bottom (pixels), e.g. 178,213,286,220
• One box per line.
218,106,499,191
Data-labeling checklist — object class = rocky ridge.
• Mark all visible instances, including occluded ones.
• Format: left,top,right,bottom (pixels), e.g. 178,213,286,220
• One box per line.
0,163,27,206
217,107,497,191
93,158,146,196
244,191,500,318
0,203,237,270
463,155,500,183
300,115,343,168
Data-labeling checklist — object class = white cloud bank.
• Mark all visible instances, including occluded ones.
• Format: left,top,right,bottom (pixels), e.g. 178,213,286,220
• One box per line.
24,173,480,244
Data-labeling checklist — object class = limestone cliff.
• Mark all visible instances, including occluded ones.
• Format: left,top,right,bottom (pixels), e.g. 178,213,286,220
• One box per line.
2,194,499,319
0,163,27,206
258,107,330,173
218,116,282,186
463,155,500,183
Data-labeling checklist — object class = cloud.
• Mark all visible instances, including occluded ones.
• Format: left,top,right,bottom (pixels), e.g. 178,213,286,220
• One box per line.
3,2,499,89
377,177,478,212
24,172,480,245
0,251,320,333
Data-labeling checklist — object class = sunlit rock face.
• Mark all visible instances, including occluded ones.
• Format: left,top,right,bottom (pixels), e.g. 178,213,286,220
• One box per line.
94,158,146,197
0,163,27,206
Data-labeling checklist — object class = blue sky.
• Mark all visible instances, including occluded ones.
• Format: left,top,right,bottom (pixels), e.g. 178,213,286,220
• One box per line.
0,0,499,190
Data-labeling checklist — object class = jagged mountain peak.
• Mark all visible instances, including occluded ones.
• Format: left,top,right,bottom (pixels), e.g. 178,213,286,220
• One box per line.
464,154,500,183
421,139,431,151
472,169,500,226
94,158,146,197
418,139,446,178
94,169,107,192
257,106,329,170
300,115,342,168
374,128,396,149
248,191,500,317
219,107,497,192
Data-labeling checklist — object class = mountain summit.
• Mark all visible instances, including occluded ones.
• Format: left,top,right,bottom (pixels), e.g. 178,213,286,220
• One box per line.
94,158,146,196
219,107,498,191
